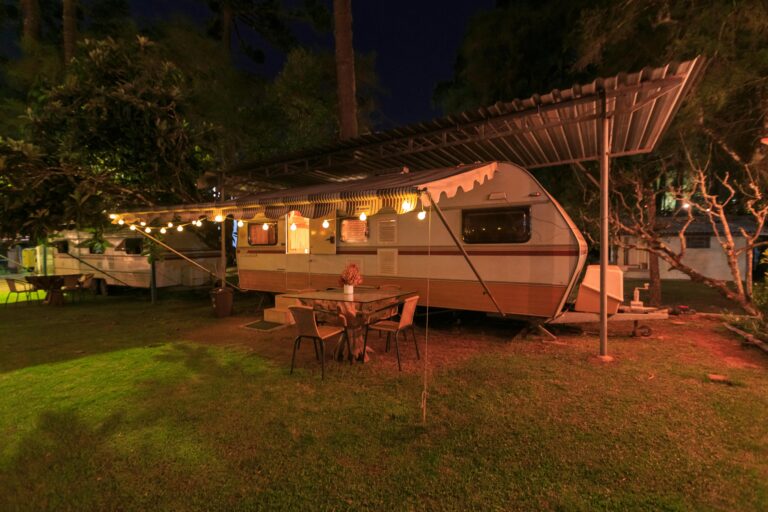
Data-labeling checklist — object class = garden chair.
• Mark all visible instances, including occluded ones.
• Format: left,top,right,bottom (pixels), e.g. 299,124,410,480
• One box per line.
77,273,95,301
289,305,351,380
363,295,420,371
377,284,402,321
61,275,81,303
4,278,34,306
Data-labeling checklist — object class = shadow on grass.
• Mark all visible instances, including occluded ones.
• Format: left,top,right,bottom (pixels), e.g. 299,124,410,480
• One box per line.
0,294,215,374
0,409,127,511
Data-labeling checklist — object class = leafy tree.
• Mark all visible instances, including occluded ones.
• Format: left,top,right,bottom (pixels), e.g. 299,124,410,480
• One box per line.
573,0,768,312
434,0,593,114
0,36,216,240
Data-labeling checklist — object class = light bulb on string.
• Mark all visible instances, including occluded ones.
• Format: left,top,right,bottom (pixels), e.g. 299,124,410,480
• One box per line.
262,223,269,231
177,225,184,232
359,212,367,221
417,210,427,221
322,219,330,229
145,227,152,233
109,213,117,219
129,225,137,231
214,215,223,223
237,220,244,228
117,219,125,225
167,222,174,228
290,223,297,231
160,227,167,234
140,221,146,227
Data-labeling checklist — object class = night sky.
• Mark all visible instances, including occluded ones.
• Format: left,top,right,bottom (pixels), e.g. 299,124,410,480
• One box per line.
128,0,496,128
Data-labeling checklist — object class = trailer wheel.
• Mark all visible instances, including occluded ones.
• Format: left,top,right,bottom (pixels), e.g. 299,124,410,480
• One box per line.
634,324,652,337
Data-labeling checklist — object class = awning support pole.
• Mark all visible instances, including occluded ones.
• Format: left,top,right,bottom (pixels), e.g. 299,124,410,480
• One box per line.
599,90,611,358
422,189,506,317
134,228,242,291
218,172,227,288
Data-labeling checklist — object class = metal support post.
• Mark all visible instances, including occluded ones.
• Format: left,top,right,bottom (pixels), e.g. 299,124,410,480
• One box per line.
599,90,611,358
218,172,226,288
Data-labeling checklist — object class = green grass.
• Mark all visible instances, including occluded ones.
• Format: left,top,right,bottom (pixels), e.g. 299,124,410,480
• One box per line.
1,295,767,511
625,279,745,313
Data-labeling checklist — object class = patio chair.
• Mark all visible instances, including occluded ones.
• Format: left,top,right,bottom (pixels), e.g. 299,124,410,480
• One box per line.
363,295,420,371
289,305,351,380
77,273,95,301
61,275,81,303
4,278,33,306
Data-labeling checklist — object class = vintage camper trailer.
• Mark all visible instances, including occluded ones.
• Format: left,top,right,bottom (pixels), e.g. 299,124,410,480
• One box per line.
233,162,588,320
48,229,220,289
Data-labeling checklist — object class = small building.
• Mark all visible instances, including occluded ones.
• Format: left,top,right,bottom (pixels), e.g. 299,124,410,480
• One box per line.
619,216,767,281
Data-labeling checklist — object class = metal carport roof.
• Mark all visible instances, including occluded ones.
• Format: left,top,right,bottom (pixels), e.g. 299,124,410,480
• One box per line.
227,56,704,190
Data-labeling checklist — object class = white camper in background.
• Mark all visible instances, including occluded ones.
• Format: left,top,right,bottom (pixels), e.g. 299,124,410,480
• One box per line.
234,162,588,319
49,229,220,289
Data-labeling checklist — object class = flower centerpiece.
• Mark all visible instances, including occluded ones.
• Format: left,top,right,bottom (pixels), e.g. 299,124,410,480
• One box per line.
339,263,363,295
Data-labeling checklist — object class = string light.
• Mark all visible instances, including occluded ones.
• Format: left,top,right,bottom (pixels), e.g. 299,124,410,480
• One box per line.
214,214,223,223
401,199,413,212
290,223,297,231
682,202,691,209
130,225,137,231
177,225,184,232
262,223,269,231
359,212,367,221
145,227,152,233
237,220,244,228
117,219,125,225
108,213,117,219
418,210,427,221
140,221,147,227
322,219,330,229
167,222,174,228
160,227,167,234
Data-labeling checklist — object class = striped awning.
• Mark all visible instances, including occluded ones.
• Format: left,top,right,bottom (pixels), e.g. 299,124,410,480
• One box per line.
112,163,498,224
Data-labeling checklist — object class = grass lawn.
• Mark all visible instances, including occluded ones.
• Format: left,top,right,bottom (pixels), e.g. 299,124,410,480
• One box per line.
625,279,747,314
1,294,767,511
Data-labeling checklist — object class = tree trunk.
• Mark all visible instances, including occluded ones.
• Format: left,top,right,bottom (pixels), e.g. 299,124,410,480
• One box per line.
644,187,662,306
63,0,77,63
221,1,233,60
333,0,358,139
649,244,761,317
21,0,41,43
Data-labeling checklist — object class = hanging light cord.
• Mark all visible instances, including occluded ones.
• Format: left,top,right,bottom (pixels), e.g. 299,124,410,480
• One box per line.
421,191,432,425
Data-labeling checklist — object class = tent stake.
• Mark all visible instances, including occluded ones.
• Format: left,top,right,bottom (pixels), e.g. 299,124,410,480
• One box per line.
422,189,506,317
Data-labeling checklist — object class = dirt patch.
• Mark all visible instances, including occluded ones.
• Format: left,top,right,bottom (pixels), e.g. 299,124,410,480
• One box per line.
181,312,768,373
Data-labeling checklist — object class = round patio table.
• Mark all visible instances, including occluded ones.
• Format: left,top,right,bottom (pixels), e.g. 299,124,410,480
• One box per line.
25,275,66,306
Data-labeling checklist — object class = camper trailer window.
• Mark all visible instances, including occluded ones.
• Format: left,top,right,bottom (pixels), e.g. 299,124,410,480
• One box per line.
125,238,143,255
54,241,69,254
248,223,278,246
684,235,710,249
462,207,530,244
340,219,369,243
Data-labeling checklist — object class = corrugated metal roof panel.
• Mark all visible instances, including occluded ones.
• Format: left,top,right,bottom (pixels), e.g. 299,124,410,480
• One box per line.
228,57,703,189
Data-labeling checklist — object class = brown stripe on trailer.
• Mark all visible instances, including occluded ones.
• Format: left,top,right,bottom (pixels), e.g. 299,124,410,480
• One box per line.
239,269,566,318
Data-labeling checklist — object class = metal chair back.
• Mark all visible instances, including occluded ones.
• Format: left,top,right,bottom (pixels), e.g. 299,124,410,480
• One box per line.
398,296,419,330
289,305,322,339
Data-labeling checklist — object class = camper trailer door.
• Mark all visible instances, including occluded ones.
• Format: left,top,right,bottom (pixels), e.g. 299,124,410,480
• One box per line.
309,217,336,255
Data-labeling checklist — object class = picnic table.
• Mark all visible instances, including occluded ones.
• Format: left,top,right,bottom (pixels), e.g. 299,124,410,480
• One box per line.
25,274,82,306
282,288,416,362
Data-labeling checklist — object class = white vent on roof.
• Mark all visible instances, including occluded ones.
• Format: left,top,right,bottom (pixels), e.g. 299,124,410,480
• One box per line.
378,218,397,244
378,249,397,276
